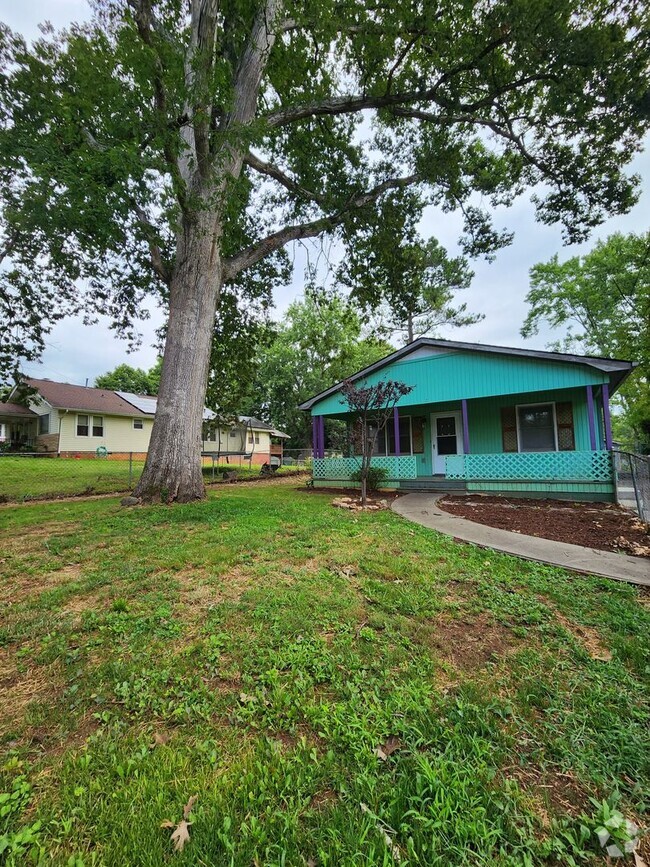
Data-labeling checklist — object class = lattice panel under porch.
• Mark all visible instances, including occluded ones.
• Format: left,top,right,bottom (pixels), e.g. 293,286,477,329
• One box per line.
445,451,613,482
312,456,418,480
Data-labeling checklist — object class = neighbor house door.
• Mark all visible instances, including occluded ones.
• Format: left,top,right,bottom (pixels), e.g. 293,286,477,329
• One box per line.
431,412,463,474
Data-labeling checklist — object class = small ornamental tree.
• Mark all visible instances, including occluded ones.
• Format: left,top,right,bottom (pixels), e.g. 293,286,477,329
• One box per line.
340,378,413,505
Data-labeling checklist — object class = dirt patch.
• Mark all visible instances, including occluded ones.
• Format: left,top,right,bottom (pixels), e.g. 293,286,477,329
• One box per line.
505,762,591,820
427,612,520,670
439,495,650,558
174,565,254,621
309,788,339,810
5,563,84,604
0,647,63,736
540,600,612,661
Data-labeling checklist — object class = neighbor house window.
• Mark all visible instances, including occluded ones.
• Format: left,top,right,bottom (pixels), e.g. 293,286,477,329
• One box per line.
77,414,89,436
248,434,254,444
92,416,104,437
517,404,556,452
230,428,237,438
255,433,260,444
39,414,50,435
133,419,144,430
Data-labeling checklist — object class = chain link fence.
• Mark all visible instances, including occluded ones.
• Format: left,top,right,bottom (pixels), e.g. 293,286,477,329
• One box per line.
0,452,307,503
280,448,341,467
613,450,650,523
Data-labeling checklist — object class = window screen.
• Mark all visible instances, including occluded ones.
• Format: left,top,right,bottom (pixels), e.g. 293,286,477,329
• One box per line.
77,415,89,436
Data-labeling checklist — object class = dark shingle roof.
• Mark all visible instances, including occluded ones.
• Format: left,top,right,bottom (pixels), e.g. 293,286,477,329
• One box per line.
0,402,38,418
27,379,149,416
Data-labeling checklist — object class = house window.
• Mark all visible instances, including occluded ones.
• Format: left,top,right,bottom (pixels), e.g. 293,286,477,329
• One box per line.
133,419,144,430
39,414,50,435
248,434,254,444
77,414,89,436
371,417,413,455
230,429,237,438
517,404,557,452
92,416,104,437
255,433,260,444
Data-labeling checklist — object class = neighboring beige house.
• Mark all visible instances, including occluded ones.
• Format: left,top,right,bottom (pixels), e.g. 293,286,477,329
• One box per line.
0,378,288,464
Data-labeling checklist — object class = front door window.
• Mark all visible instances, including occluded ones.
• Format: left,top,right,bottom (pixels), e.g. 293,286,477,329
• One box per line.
436,416,458,456
432,413,462,474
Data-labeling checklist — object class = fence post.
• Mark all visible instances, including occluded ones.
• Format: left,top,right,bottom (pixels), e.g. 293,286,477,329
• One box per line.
129,452,133,487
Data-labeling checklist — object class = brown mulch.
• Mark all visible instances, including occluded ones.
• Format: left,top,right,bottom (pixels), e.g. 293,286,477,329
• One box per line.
438,495,650,559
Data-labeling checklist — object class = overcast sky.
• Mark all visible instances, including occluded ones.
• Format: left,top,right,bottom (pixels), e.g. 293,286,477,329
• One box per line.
3,0,649,386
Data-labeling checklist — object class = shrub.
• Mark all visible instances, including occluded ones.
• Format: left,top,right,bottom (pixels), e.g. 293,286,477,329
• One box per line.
349,465,389,491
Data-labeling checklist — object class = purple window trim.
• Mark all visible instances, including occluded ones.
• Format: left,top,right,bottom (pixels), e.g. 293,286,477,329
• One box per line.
461,399,470,454
602,383,613,450
312,416,318,459
393,407,401,456
586,385,597,451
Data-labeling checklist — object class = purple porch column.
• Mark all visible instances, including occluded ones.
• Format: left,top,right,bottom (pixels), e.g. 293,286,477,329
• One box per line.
461,399,470,453
393,406,401,456
586,385,597,450
312,416,318,459
319,415,326,458
602,383,613,450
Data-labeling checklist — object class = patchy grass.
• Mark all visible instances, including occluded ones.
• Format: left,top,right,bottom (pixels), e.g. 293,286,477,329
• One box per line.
0,456,301,502
0,482,648,865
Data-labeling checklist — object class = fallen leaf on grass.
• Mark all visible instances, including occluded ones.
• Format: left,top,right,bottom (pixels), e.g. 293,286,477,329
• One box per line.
374,736,403,761
161,795,198,853
183,795,198,820
150,732,169,748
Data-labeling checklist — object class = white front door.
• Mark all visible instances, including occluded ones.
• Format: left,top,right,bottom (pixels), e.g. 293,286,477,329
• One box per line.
431,412,463,475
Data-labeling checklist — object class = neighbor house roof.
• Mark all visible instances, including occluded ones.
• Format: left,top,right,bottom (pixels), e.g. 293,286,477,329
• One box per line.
0,401,38,418
26,379,150,417
298,337,637,411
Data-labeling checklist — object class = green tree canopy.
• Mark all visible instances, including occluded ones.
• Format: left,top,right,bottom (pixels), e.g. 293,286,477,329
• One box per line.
522,231,650,450
243,290,393,447
95,363,158,395
1,0,648,499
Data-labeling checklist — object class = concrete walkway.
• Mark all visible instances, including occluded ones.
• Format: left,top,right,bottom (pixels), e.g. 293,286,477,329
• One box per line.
392,493,650,587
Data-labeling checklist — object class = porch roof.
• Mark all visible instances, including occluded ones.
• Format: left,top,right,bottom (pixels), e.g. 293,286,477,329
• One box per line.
299,338,635,416
0,402,38,419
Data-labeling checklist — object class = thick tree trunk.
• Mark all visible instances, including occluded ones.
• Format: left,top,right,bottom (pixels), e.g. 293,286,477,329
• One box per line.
135,214,222,502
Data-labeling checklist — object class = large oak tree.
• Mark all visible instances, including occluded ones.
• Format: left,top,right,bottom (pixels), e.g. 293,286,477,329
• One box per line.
0,0,648,500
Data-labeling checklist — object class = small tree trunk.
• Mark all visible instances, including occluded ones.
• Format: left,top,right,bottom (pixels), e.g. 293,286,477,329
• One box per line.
135,214,222,503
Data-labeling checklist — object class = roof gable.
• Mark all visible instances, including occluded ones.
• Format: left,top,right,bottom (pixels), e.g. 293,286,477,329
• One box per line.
300,338,635,415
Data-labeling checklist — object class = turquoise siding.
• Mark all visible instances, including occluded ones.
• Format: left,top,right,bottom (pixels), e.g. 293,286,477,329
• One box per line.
466,388,593,453
311,351,607,416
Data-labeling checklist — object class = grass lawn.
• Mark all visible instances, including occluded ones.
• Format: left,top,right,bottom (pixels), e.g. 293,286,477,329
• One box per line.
0,456,300,502
0,480,648,865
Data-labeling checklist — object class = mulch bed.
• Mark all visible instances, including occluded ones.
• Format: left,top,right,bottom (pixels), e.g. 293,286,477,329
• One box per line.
438,495,650,559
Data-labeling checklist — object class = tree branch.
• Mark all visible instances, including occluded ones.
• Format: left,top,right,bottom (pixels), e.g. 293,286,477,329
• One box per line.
128,0,190,212
223,173,419,280
243,151,327,205
131,202,171,285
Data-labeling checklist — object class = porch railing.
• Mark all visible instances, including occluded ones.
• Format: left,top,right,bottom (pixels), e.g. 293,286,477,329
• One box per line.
446,451,613,482
313,455,418,481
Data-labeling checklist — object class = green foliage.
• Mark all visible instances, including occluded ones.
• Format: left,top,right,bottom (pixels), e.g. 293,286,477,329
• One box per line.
242,289,393,447
1,0,649,384
523,231,650,451
95,362,159,395
349,465,389,491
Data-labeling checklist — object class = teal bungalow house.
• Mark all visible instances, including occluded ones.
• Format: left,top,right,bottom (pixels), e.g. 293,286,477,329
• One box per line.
299,338,636,501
